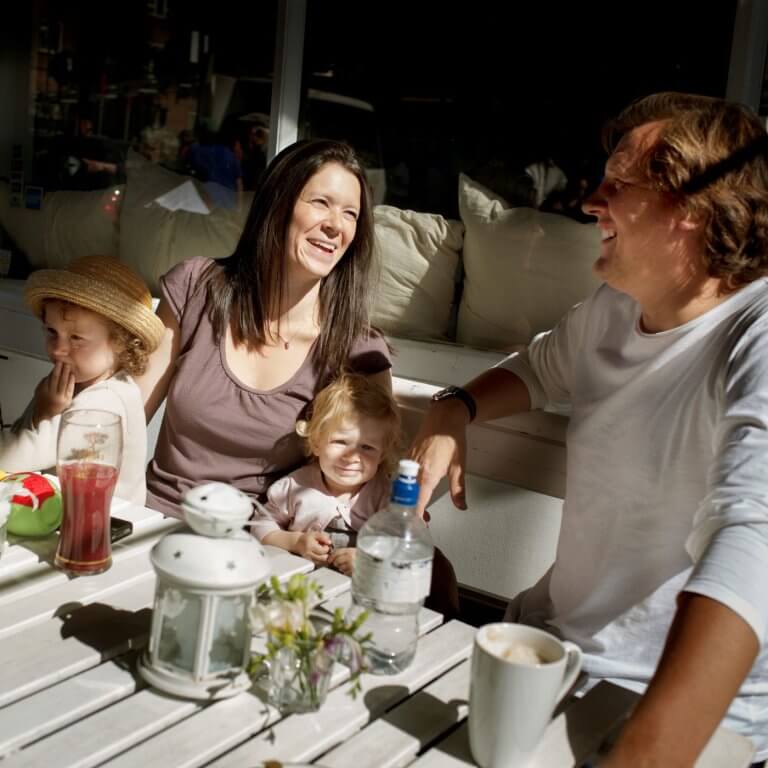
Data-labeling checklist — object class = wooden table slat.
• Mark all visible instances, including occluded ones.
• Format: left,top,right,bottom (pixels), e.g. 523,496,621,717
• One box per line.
0,501,173,585
406,681,757,768
0,657,142,758
407,722,472,767
0,687,202,768
0,539,162,639
0,559,323,767
11,606,444,768
0,548,313,709
303,566,351,603
260,544,317,582
0,576,156,708
206,620,474,768
99,613,457,768
320,659,469,768
103,666,349,768
696,723,757,768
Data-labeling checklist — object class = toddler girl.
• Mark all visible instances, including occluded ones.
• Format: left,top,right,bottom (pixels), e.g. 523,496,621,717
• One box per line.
252,373,401,575
0,255,165,505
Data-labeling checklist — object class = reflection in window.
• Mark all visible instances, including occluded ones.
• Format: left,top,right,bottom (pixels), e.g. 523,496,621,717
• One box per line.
14,0,277,206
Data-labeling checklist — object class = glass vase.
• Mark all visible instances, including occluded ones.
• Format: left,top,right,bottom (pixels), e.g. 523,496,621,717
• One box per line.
265,642,336,714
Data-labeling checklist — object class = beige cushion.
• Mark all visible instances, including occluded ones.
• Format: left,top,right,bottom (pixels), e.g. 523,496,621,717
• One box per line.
372,205,463,340
457,173,601,350
118,152,250,293
0,182,123,269
43,188,120,268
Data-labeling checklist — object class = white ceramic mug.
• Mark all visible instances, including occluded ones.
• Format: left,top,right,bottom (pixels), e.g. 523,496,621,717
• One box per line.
468,622,583,768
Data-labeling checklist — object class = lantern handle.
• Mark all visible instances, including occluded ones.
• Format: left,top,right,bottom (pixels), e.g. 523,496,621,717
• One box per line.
247,498,272,526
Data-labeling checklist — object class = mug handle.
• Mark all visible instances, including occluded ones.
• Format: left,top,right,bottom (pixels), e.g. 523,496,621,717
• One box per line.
556,641,584,703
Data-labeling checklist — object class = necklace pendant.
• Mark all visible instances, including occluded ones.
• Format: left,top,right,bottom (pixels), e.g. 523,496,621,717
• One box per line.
284,340,290,350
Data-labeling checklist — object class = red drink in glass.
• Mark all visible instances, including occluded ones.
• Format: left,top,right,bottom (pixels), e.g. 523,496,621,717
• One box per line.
55,463,118,575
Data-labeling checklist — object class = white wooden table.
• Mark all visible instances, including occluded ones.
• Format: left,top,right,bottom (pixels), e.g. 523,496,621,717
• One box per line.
0,501,756,768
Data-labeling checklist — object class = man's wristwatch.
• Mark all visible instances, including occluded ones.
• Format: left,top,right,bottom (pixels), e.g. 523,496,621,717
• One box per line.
431,385,477,422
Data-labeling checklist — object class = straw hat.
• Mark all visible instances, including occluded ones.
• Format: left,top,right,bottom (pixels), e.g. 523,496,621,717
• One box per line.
24,255,165,352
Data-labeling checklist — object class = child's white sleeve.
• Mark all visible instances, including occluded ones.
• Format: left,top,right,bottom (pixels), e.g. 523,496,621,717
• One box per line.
251,476,293,541
0,397,58,473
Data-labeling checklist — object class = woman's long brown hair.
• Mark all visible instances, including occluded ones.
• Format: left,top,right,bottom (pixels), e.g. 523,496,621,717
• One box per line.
203,139,376,373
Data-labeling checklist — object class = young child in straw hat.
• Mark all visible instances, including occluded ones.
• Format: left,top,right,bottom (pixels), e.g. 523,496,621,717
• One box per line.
0,255,165,505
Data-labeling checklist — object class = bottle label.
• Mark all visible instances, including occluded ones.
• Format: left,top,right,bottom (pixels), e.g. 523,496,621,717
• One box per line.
353,549,433,603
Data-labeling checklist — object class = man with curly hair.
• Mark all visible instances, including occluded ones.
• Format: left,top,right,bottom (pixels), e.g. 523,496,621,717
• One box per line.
412,92,768,765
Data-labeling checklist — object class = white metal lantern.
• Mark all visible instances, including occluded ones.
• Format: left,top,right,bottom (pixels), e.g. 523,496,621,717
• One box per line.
139,482,270,699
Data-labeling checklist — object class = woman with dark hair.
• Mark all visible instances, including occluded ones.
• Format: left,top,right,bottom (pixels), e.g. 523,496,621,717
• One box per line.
137,139,391,518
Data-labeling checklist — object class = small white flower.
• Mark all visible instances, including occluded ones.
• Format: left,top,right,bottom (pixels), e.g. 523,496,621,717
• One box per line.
250,599,306,634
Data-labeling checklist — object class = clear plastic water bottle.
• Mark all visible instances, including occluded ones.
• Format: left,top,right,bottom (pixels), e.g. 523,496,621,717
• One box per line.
351,459,434,674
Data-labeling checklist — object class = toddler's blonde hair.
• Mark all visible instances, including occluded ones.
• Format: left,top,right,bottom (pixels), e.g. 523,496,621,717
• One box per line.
297,373,401,476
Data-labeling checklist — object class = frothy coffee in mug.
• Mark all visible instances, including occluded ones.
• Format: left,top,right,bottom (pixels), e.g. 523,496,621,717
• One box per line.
470,623,583,768
480,626,552,666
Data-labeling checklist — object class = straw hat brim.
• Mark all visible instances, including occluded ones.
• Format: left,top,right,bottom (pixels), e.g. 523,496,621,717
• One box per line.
25,270,165,353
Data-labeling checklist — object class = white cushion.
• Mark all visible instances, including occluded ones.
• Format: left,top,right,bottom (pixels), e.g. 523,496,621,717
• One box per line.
372,205,463,340
457,173,601,350
0,182,120,269
118,152,251,294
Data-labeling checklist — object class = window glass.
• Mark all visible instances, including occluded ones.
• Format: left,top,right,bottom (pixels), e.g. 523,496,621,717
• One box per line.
3,0,276,205
0,1,745,351
296,0,738,348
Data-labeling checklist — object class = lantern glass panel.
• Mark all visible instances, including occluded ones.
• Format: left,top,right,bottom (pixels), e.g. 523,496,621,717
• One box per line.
157,586,202,673
209,595,250,673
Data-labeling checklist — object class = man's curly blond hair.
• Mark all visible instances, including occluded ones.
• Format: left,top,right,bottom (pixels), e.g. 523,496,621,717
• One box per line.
605,92,768,289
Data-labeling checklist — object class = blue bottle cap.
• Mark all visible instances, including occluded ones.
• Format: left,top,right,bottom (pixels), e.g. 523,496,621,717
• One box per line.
391,475,419,507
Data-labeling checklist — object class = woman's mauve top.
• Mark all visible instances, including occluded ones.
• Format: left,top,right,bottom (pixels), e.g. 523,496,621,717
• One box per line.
146,257,392,518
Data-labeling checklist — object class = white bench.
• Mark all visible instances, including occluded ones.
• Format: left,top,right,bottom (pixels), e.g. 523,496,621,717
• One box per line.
0,278,566,605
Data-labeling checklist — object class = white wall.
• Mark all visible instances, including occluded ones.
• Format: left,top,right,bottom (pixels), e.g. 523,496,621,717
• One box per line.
426,475,562,602
391,337,567,603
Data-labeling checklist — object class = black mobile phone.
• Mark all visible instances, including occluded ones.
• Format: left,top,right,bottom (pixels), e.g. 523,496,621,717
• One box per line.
110,517,133,544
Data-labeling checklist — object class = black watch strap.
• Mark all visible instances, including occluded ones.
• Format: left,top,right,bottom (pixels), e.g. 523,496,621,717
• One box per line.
431,385,477,422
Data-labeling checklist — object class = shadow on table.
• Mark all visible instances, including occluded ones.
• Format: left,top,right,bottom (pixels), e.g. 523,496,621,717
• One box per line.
563,682,636,766
363,684,467,751
56,601,152,672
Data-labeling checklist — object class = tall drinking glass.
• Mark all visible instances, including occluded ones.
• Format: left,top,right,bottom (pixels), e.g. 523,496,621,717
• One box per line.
54,409,122,576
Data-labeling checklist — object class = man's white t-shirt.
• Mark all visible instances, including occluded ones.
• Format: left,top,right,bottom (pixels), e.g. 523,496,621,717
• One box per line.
501,280,768,758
